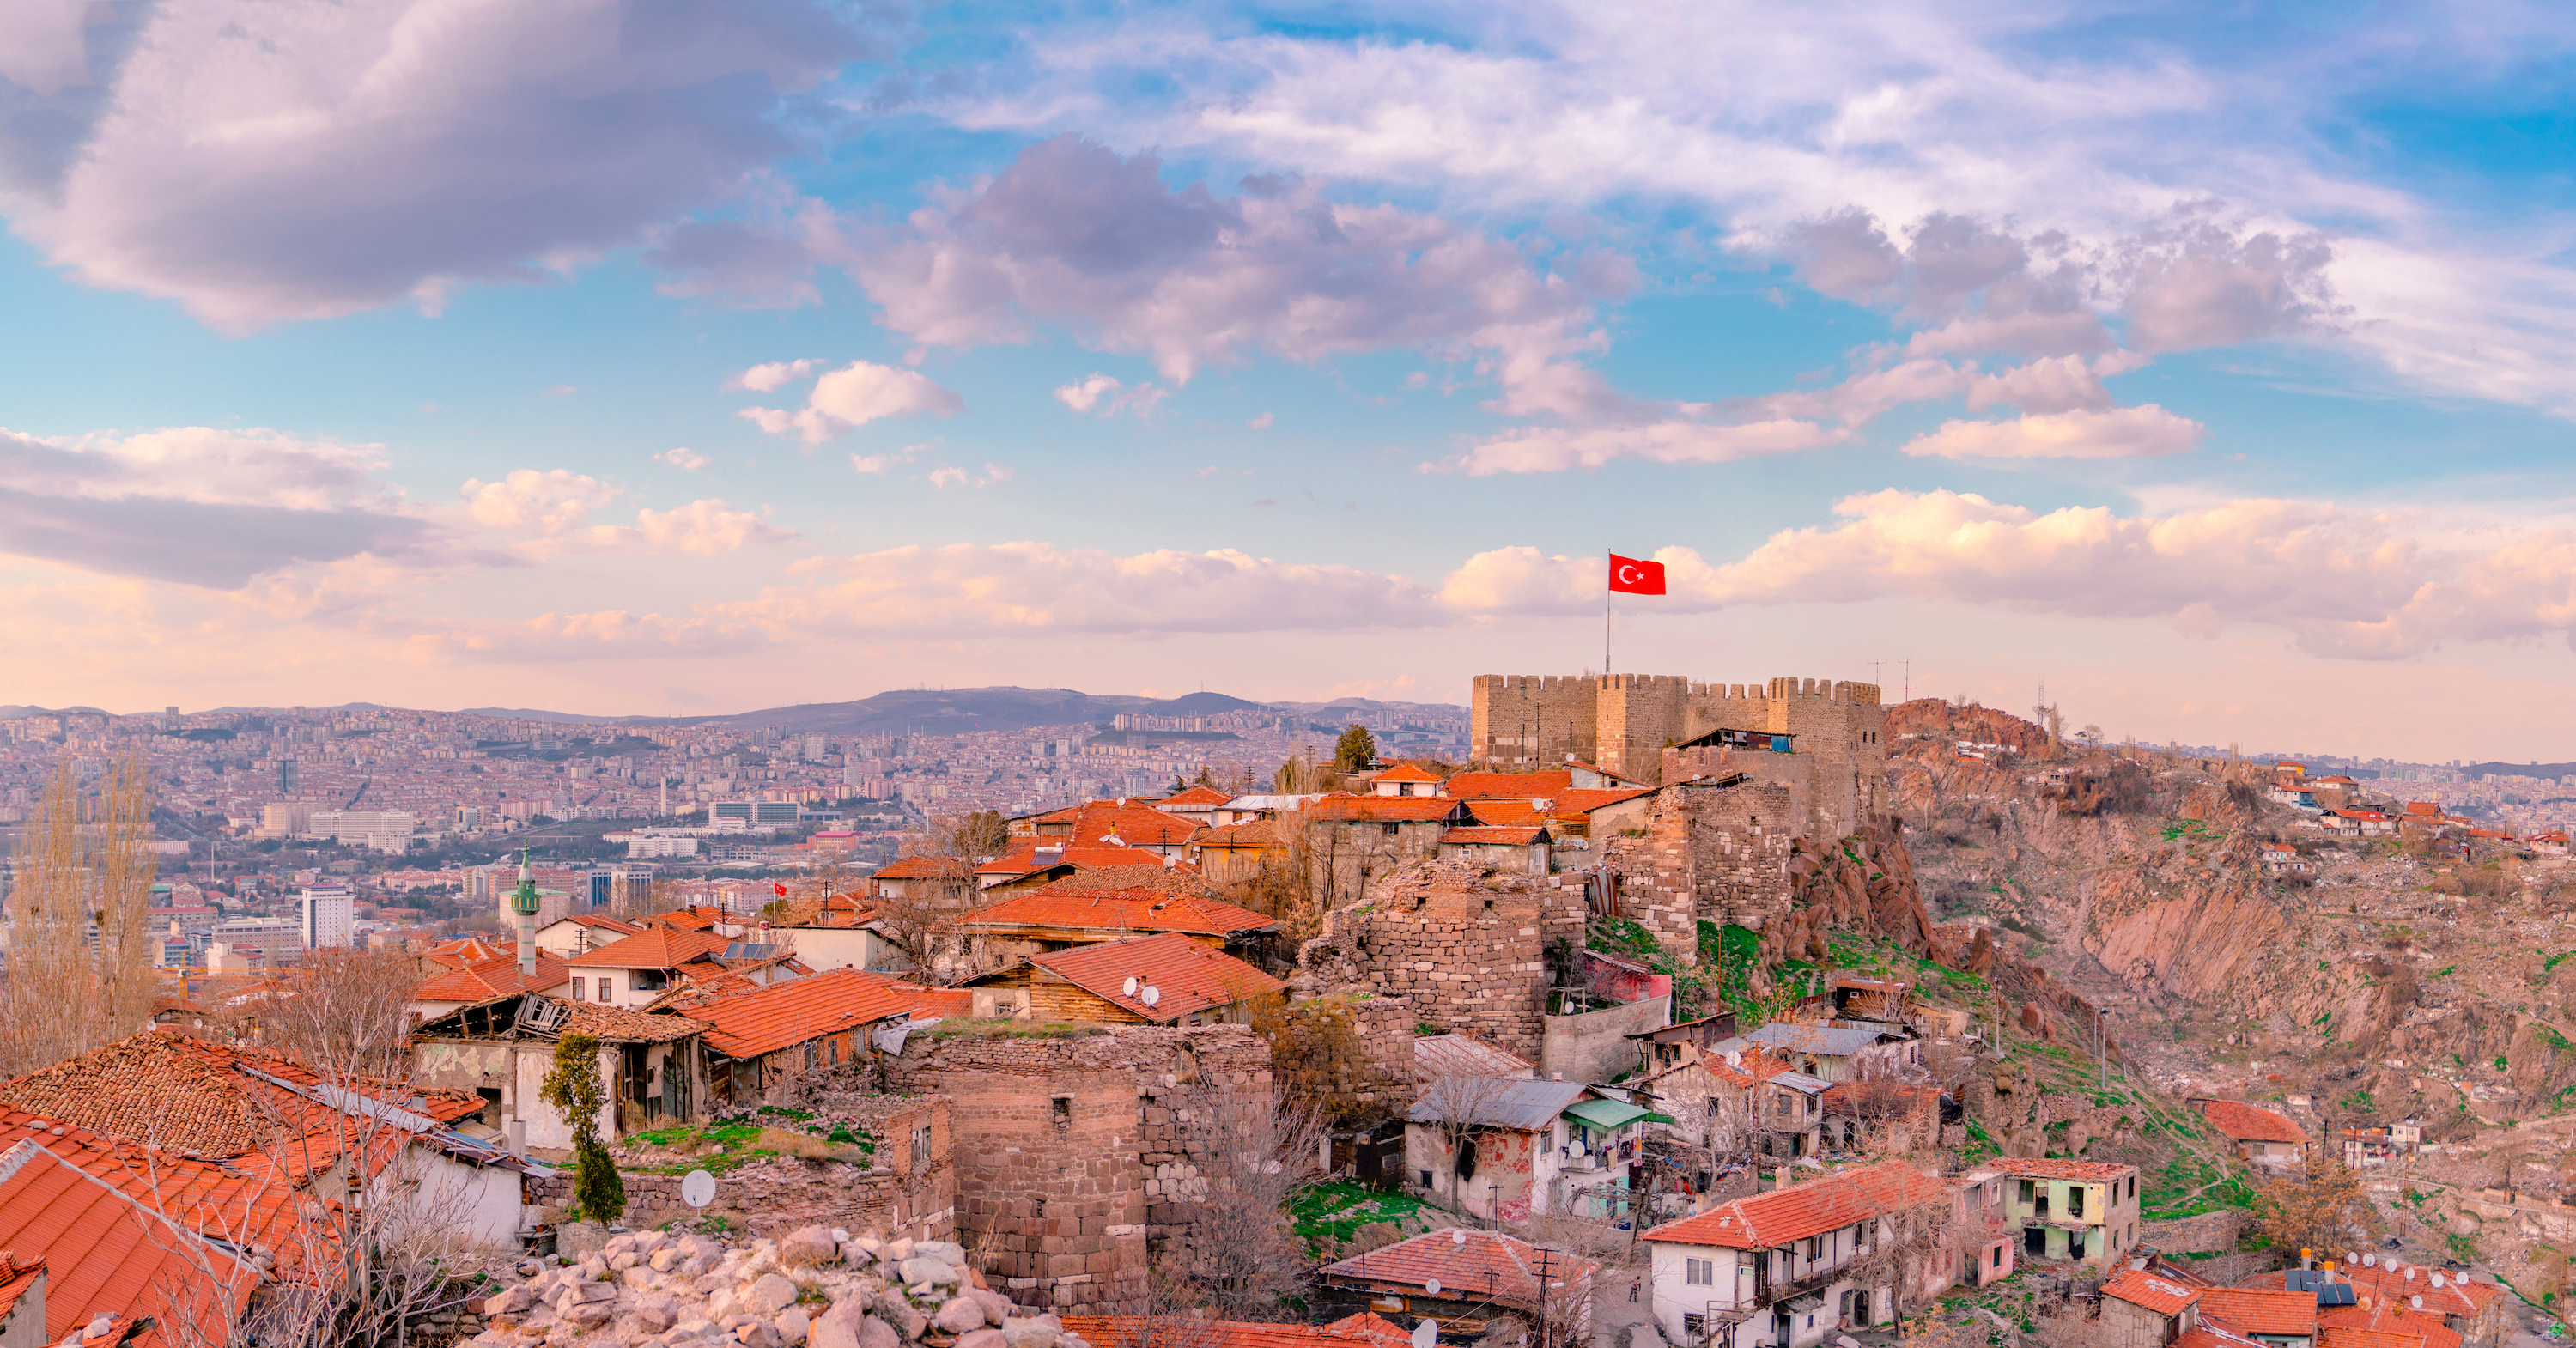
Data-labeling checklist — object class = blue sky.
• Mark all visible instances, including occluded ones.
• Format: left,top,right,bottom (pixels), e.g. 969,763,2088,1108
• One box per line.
1,0,2572,761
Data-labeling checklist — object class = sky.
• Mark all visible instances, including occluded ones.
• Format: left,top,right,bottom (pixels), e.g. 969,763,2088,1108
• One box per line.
1,0,2573,762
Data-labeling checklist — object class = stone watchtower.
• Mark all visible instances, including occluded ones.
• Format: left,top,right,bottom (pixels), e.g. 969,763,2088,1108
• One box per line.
1471,671,1886,787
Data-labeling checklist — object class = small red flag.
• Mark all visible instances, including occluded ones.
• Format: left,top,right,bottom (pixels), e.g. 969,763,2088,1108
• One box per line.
1608,553,1667,595
773,882,788,896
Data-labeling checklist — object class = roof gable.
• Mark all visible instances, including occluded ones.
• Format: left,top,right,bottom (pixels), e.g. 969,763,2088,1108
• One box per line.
1021,933,1286,1022
1643,1160,1950,1249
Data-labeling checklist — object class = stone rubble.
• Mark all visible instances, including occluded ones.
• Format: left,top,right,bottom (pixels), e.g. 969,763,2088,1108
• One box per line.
466,1226,1087,1348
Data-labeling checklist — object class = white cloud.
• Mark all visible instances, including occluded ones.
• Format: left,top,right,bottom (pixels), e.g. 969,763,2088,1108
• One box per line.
1900,406,2203,460
738,361,965,444
653,447,711,472
726,359,826,393
0,424,428,586
1248,412,1274,429
1444,417,1842,475
588,500,793,556
0,0,877,330
856,136,1631,421
459,470,621,536
927,464,1015,489
1054,373,1168,417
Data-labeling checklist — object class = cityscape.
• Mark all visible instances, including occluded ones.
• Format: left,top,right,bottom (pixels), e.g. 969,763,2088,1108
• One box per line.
3,3,2574,1348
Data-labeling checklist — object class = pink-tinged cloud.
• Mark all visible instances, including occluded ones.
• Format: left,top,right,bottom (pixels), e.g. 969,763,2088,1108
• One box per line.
739,361,964,444
855,136,1634,422
1446,417,1842,474
0,0,872,330
1900,405,2202,459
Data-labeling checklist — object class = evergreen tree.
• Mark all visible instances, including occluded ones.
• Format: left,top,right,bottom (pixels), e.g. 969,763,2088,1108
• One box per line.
1332,724,1377,772
541,1033,626,1224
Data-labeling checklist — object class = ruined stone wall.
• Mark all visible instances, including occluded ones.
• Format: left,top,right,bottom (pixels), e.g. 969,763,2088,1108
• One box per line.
1599,780,1795,953
1261,989,1419,1126
1314,865,1587,1062
882,1024,1271,1315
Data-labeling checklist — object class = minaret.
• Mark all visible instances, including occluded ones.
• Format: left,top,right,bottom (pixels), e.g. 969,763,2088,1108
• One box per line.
510,847,540,977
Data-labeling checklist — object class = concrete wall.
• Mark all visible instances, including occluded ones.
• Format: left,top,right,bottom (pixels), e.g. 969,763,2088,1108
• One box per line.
1540,994,1669,1085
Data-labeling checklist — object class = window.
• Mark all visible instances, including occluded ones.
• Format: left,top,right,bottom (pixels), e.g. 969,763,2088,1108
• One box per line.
1383,823,1400,837
598,977,614,1001
1419,1169,1434,1187
2017,1180,2036,1204
1050,1096,1072,1132
2069,1186,2085,1218
2127,1175,2136,1200
570,978,585,1000
1806,1236,1822,1260
1686,1258,1714,1286
912,1125,933,1174
1707,1097,1721,1115
1990,1246,2003,1270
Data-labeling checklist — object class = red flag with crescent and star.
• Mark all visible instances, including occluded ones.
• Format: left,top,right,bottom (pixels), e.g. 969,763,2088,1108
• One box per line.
1608,553,1666,595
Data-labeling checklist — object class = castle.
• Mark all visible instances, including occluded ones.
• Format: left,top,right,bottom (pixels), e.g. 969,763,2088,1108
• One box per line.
1472,673,1887,783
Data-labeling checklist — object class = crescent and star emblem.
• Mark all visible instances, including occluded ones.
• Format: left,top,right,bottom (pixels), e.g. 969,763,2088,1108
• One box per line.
1618,565,1643,584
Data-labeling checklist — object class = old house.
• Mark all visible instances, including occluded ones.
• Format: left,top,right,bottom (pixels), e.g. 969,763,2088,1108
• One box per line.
652,968,921,1105
1190,817,1295,884
1437,824,1552,874
1722,1023,1919,1082
959,932,1286,1026
2197,1099,2308,1173
562,926,735,1008
1991,1158,2141,1265
866,855,972,900
1947,1170,2018,1290
533,911,642,959
1630,1012,1743,1072
1643,1159,1954,1347
1820,1082,1945,1154
974,841,1193,890
1306,795,1474,874
410,993,710,1146
410,950,572,1022
1318,1230,1599,1342
771,896,908,975
2099,1265,2208,1347
1371,763,1447,797
1403,1077,1643,1224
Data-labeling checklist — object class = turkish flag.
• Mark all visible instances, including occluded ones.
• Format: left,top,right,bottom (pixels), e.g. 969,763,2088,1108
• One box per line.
1608,554,1667,595
773,882,788,896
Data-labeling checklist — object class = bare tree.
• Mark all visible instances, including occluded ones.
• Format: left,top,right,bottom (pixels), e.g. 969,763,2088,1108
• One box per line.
0,752,158,1077
1153,1081,1327,1321
255,950,421,1078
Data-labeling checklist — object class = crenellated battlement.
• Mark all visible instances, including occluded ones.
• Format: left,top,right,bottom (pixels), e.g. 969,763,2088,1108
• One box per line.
1473,668,1886,786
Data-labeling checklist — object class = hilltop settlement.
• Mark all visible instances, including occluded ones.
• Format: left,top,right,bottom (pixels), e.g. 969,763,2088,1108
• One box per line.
0,670,2555,1348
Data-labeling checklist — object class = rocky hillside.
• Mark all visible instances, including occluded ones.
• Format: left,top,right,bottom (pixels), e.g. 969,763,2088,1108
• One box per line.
1883,696,2576,1309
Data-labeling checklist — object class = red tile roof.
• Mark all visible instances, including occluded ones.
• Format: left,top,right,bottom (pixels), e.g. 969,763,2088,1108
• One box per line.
1373,764,1444,784
1194,819,1292,847
2318,1301,2460,1348
669,968,918,1060
1464,800,1548,828
0,1135,258,1348
646,905,731,931
0,1031,482,1157
1307,794,1468,823
565,926,732,969
2312,1263,2499,1319
1643,1159,1951,1249
1551,786,1654,817
2198,1099,2306,1145
1443,825,1550,845
422,934,509,968
544,913,642,934
1318,1229,1601,1309
1444,770,1575,799
871,855,972,881
1059,1312,1412,1348
1024,933,1286,1023
960,888,1277,938
1988,1157,2136,1181
838,970,975,1019
415,950,572,1003
2318,1328,2428,1348
1055,800,1200,848
2198,1288,2318,1338
975,840,1186,877
2101,1266,2203,1317
1155,786,1239,808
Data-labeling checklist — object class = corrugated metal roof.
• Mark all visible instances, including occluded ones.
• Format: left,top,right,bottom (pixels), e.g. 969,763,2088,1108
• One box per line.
1412,1035,1533,1082
1564,1099,1650,1130
1737,1023,1900,1056
1406,1078,1592,1131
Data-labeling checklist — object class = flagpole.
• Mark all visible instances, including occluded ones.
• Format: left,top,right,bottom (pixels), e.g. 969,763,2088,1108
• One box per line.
1604,548,1613,677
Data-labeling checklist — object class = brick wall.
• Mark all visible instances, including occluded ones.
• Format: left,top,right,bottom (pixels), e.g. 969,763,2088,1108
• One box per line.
1315,864,1587,1062
884,1023,1273,1315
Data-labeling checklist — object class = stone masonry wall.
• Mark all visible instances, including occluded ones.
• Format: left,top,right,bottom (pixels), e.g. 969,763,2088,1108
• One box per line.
1472,674,1601,771
1315,862,1587,1062
1262,989,1418,1126
1601,780,1795,954
883,1023,1272,1315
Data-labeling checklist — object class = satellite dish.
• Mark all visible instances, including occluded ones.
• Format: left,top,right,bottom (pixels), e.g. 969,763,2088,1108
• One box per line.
2430,1273,2445,1289
681,1169,716,1208
2363,1254,2377,1267
2403,1267,2415,1282
2411,1295,2423,1310
1141,986,1160,1007
1424,1278,1441,1296
1453,1229,1468,1246
1124,976,1140,997
1412,1322,1437,1348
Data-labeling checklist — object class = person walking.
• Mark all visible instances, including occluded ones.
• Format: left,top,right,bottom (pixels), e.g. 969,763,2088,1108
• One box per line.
1629,1278,1641,1303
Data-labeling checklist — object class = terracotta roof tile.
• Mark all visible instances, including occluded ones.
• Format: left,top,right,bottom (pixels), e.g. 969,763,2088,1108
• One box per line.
1443,825,1549,845
1643,1159,1951,1249
1444,771,1574,800
1307,795,1469,823
1987,1157,2136,1181
415,951,572,1002
1155,786,1238,808
962,889,1277,938
0,1031,480,1157
2198,1288,2318,1337
2312,1262,2498,1319
422,934,509,968
870,856,971,881
1023,933,1285,1023
2198,1100,2306,1145
1373,764,1444,784
1193,819,1292,847
1031,866,1223,898
975,840,1187,877
565,926,732,969
2101,1266,2204,1317
837,971,975,1019
646,905,731,931
1463,801,1548,828
666,968,917,1060
1319,1229,1601,1310
2318,1301,2460,1348
2318,1328,2428,1348
0,1136,258,1348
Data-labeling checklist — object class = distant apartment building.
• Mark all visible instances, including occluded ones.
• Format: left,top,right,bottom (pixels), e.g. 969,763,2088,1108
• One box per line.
210,918,303,968
299,885,355,949
712,799,802,826
256,800,314,839
303,810,416,852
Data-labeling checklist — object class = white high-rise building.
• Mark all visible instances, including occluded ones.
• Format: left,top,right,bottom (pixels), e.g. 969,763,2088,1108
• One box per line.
299,886,355,950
